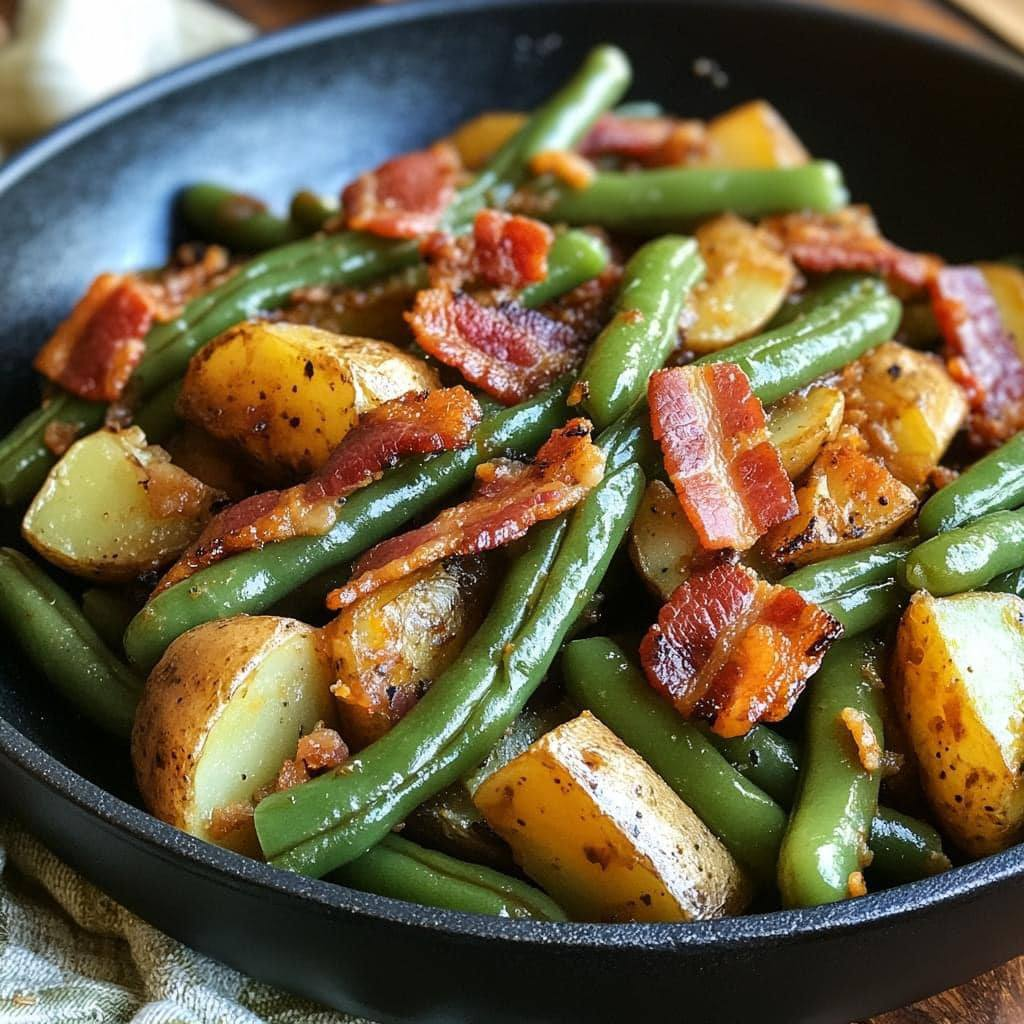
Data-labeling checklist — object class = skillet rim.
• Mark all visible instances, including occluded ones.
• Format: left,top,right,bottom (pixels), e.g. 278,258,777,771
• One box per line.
1,0,1023,952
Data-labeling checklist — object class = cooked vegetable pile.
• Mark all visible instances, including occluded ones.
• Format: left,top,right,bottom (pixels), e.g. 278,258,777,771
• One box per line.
4,44,1024,924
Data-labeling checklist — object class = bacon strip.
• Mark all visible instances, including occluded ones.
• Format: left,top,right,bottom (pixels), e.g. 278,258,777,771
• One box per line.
640,561,841,738
406,287,585,405
761,207,941,290
342,142,461,239
648,365,796,551
34,274,156,401
327,418,604,610
472,209,553,289
579,113,708,167
153,387,481,595
931,265,1024,448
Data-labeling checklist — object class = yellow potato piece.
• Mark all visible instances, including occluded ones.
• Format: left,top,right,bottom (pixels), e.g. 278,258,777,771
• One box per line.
22,426,219,582
767,386,846,480
686,214,796,352
892,591,1024,856
628,479,700,600
132,615,337,855
447,111,526,170
473,711,749,922
178,321,438,480
839,341,967,493
763,439,918,567
704,100,809,169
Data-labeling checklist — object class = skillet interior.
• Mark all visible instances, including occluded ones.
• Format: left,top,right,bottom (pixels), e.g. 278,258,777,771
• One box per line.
0,1,1023,1020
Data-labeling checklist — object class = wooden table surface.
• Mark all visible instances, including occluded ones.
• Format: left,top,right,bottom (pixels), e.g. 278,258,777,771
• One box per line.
226,2,1014,1022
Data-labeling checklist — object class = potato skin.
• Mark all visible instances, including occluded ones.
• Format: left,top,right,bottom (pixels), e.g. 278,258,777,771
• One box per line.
473,711,749,922
320,556,489,748
177,321,438,480
22,426,219,582
132,615,334,850
628,479,699,601
893,591,1024,856
704,100,809,169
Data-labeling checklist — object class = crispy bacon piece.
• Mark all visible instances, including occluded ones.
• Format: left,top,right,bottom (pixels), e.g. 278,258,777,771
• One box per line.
761,207,941,290
579,113,709,167
406,287,585,405
640,561,841,738
472,209,553,289
648,365,796,552
327,418,604,610
153,387,481,595
930,265,1024,448
342,142,461,239
148,244,234,319
275,724,349,791
34,274,156,401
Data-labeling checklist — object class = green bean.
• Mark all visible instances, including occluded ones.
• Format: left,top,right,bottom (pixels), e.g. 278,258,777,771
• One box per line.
707,720,948,885
255,459,643,877
767,272,866,329
80,588,142,654
612,100,664,118
448,44,631,221
180,184,303,250
575,235,704,430
518,229,609,308
289,190,339,233
0,45,631,506
697,275,901,406
131,379,182,444
701,726,801,808
781,539,915,636
918,432,1024,537
562,637,785,885
902,508,1024,595
539,161,847,232
0,549,140,738
777,637,884,908
333,834,565,920
867,807,951,885
124,379,572,671
987,565,1024,597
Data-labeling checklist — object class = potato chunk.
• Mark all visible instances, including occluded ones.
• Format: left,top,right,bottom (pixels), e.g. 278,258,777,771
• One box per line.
473,712,749,922
23,426,219,582
628,479,700,601
704,100,810,169
763,439,917,567
979,262,1024,358
132,615,337,854
839,342,967,493
893,591,1024,856
686,214,796,352
319,556,489,749
178,321,438,480
447,111,526,170
767,386,845,480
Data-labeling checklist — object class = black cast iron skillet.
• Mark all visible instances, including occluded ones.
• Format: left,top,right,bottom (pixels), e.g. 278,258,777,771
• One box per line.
1,2,1022,1020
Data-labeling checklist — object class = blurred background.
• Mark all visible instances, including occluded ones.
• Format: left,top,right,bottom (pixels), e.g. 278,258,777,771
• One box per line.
0,0,1019,162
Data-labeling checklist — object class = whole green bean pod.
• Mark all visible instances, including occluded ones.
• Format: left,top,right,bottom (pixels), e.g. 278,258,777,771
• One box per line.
574,235,704,430
767,272,866,329
697,276,901,405
701,725,801,808
867,807,951,885
781,539,916,636
0,45,631,506
777,637,885,908
918,431,1024,537
333,834,565,920
289,190,339,233
131,379,183,444
987,565,1024,597
562,637,785,885
0,548,140,738
180,184,303,250
539,161,847,232
124,379,572,670
518,229,610,308
80,588,142,654
902,508,1024,595
255,461,644,877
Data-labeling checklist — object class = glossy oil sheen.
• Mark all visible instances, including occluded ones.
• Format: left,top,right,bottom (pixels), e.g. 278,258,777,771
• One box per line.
0,1,1023,1020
